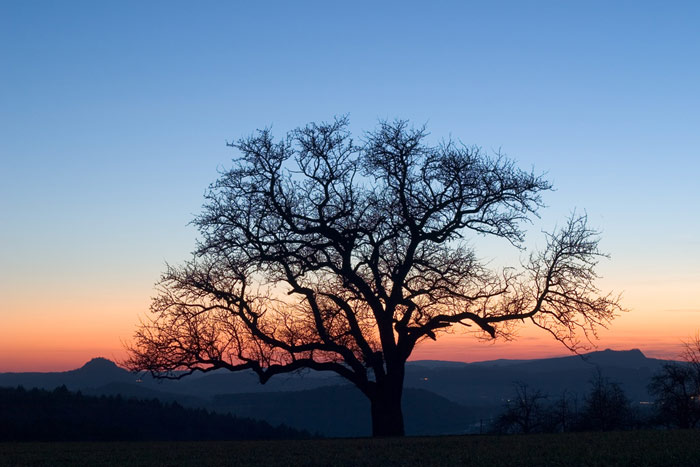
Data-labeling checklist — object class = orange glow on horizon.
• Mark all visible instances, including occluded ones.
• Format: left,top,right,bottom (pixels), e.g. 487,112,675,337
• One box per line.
1,315,691,373
1,279,697,372
0,348,129,373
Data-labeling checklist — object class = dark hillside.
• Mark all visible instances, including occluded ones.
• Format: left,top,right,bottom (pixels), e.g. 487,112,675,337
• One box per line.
0,349,678,437
211,385,487,437
0,386,308,441
404,349,670,405
0,358,135,391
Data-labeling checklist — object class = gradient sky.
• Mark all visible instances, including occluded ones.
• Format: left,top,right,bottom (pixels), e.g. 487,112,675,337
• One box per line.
1,1,699,372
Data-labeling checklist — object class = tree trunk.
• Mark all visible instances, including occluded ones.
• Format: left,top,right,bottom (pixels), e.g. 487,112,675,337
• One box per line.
370,376,405,437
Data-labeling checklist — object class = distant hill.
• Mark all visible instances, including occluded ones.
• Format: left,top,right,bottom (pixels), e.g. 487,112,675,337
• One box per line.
0,349,678,436
0,357,343,396
404,349,673,405
210,385,489,437
409,348,667,371
0,357,135,391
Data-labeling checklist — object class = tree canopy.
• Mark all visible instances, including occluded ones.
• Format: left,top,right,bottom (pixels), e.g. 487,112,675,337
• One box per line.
127,117,621,436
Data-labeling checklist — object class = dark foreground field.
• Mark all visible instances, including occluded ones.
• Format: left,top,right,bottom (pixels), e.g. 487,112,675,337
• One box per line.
1,430,699,467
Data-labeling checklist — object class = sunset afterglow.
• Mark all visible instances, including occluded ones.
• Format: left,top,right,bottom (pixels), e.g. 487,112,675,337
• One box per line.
1,1,698,373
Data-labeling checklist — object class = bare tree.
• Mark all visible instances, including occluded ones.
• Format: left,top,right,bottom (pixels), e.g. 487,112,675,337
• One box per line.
579,370,632,431
126,117,621,437
649,334,700,429
682,333,700,378
493,383,548,434
549,389,578,433
649,363,700,429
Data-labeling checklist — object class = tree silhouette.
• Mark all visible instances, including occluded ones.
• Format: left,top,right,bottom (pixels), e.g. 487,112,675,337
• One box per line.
127,117,621,436
548,389,578,433
493,382,548,434
579,370,632,431
649,363,700,429
649,334,700,429
682,333,700,379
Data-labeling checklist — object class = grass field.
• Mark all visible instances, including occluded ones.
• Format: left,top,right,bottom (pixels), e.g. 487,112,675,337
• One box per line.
1,430,699,466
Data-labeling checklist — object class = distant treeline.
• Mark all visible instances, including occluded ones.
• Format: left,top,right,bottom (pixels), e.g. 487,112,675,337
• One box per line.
0,385,311,441
491,364,700,434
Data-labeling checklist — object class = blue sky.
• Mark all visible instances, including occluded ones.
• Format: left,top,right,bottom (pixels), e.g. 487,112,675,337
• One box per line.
1,1,698,369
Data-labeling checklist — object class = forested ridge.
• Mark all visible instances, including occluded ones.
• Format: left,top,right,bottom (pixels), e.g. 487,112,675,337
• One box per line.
0,385,310,441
